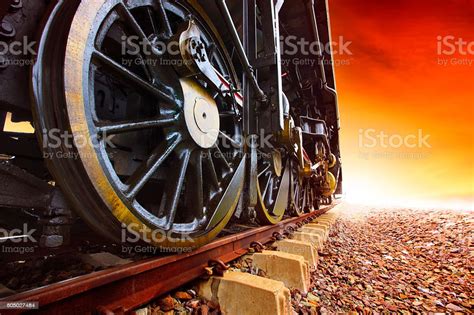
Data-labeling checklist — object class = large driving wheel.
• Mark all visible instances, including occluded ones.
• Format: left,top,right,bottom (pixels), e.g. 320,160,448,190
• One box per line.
32,0,244,248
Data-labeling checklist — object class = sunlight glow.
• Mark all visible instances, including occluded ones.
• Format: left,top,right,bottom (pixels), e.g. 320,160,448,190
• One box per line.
343,179,473,211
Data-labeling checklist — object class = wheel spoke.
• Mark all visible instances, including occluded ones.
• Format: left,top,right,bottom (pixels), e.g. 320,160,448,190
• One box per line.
203,150,220,190
213,145,231,171
116,2,152,50
189,150,204,214
92,50,175,105
258,164,271,177
146,6,158,35
125,134,182,199
165,150,191,226
115,2,155,83
219,131,241,148
264,177,275,205
96,114,178,134
262,173,272,198
156,0,173,37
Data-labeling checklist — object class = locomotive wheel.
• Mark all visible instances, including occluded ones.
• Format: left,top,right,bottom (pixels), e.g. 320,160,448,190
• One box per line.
290,158,318,215
33,0,244,248
255,149,291,224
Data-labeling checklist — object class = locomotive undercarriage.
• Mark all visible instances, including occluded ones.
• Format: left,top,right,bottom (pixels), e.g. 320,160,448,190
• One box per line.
0,0,341,251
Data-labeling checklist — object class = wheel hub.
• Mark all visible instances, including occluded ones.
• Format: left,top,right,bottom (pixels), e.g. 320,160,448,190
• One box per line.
181,78,220,148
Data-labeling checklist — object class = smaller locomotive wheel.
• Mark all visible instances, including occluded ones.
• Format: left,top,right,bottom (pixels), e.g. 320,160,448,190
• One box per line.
33,0,245,248
290,158,319,215
256,148,291,225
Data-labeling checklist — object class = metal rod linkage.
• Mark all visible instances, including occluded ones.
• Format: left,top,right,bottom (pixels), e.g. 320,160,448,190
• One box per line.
215,0,267,102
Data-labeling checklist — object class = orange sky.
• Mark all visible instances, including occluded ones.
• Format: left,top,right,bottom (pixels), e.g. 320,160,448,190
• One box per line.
328,0,474,206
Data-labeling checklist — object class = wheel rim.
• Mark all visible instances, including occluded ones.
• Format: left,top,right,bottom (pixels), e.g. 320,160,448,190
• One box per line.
34,0,244,247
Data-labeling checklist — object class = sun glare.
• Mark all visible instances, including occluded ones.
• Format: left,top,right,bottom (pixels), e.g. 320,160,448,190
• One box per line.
343,178,473,211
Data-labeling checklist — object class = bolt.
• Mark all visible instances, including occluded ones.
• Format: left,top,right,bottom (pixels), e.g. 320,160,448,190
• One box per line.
10,0,23,11
0,20,16,39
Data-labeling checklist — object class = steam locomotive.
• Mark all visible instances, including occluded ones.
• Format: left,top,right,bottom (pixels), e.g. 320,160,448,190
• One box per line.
0,0,341,249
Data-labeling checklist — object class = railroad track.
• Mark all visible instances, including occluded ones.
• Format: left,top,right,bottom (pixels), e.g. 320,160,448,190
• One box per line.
0,203,338,314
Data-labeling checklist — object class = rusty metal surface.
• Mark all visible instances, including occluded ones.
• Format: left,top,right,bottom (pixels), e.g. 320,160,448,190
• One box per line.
2,204,336,314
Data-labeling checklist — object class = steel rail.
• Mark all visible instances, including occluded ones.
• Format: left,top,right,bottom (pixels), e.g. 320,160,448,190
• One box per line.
1,203,337,314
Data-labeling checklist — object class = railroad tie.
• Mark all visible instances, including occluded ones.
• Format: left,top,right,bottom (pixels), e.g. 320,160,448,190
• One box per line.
275,239,318,268
251,250,311,293
292,231,324,250
197,271,292,314
195,211,340,315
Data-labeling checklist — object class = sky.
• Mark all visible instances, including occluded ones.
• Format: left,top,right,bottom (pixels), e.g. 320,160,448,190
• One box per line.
328,0,474,207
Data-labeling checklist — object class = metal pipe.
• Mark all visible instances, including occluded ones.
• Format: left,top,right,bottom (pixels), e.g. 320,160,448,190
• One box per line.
307,0,340,130
307,0,327,83
216,0,267,102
